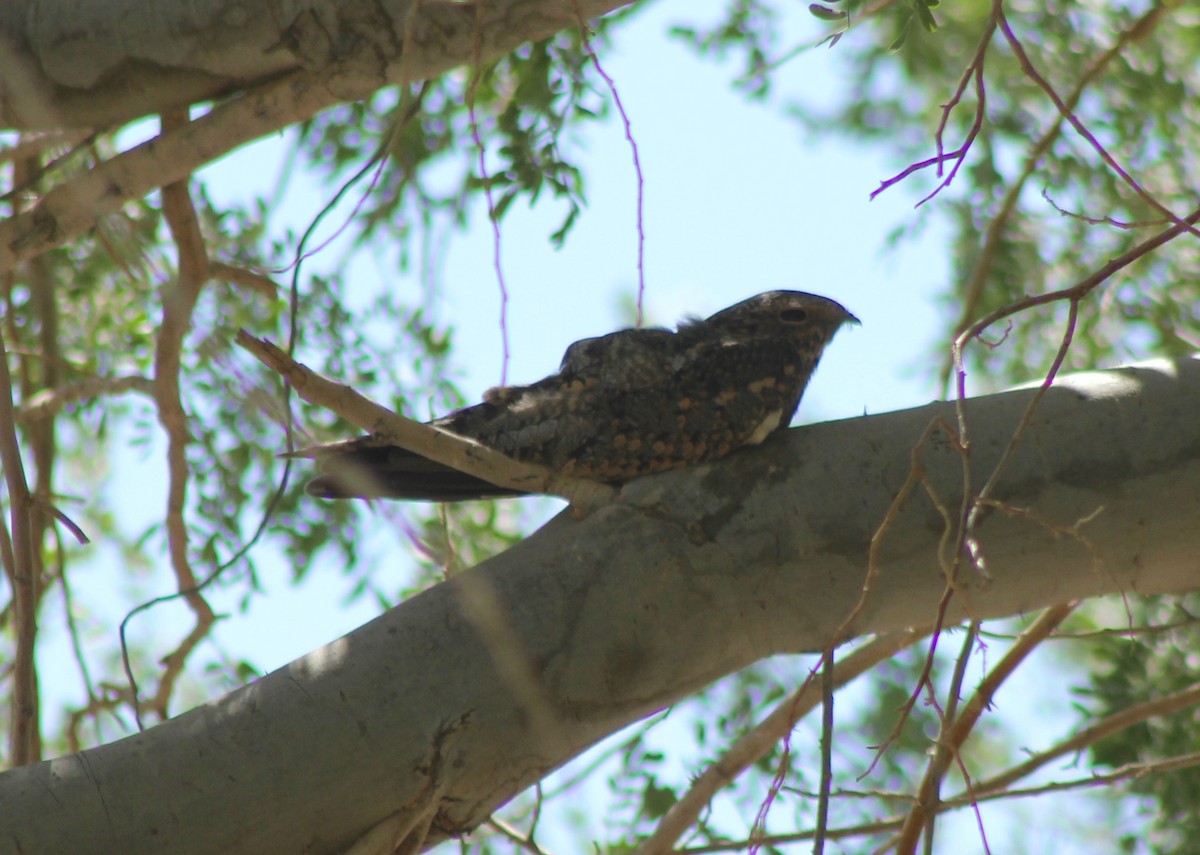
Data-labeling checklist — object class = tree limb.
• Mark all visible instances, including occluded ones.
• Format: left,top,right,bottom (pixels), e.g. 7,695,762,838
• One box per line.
0,0,636,275
3,356,1199,854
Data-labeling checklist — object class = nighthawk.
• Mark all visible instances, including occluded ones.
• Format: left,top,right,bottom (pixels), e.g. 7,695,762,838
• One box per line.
299,290,858,501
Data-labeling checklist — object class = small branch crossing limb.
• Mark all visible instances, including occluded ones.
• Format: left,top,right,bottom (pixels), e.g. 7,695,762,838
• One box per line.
234,330,617,510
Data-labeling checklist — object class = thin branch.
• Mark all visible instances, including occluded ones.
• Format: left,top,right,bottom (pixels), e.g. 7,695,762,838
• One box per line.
635,630,928,855
16,374,154,422
940,0,1171,387
966,679,1200,799
139,110,216,727
872,6,996,203
947,202,1200,591
235,330,616,508
858,420,963,780
953,199,1200,351
947,750,1200,807
467,7,512,387
917,623,991,855
678,751,1200,854
1041,188,1171,229
680,417,960,854
577,7,647,326
892,603,1077,854
0,130,91,166
209,262,279,300
958,298,1083,583
66,685,133,755
997,4,1199,241
52,523,102,751
814,649,835,855
483,817,552,855
0,322,39,765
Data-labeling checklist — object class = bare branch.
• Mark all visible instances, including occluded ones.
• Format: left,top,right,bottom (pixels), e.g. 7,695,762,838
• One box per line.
140,110,216,727
955,203,1200,351
942,0,1171,384
997,3,1199,240
637,630,927,855
872,3,997,204
209,262,280,300
0,130,91,165
892,603,1077,853
968,679,1200,799
16,374,153,422
577,4,647,325
0,323,38,765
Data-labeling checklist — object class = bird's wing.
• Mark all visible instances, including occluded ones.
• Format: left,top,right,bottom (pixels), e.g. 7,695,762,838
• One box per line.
551,332,811,481
558,326,679,390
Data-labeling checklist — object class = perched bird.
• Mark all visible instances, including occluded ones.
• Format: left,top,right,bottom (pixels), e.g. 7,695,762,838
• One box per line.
300,291,858,501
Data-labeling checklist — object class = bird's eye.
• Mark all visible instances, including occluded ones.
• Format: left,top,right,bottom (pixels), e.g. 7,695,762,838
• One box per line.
780,308,808,322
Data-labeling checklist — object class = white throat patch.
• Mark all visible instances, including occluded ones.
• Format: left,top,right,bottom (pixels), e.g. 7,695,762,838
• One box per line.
746,409,783,445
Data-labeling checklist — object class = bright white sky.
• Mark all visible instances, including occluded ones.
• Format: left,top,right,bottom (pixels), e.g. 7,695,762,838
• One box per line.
32,3,1119,851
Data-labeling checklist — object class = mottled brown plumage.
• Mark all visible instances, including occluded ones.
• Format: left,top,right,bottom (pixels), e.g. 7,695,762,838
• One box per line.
300,291,858,500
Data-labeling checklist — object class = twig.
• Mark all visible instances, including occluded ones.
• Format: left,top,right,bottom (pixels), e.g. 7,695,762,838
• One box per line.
940,0,1170,387
484,816,552,855
16,374,154,422
467,4,512,386
577,6,647,326
52,522,102,750
915,623,991,855
814,649,835,855
676,750,1200,853
871,5,996,203
1040,188,1170,230
948,202,1200,585
209,262,280,299
635,630,927,855
0,130,92,167
966,679,1200,798
234,331,616,507
997,4,1198,240
0,322,40,764
949,750,1200,806
955,203,1200,359
858,419,963,780
891,603,1077,854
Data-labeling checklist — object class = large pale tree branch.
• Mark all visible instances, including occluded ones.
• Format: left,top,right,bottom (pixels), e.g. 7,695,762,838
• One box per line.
0,0,637,129
0,0,634,275
2,357,1199,854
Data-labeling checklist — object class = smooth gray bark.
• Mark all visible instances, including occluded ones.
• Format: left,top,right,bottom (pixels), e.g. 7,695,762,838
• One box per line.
1,357,1198,854
0,0,635,128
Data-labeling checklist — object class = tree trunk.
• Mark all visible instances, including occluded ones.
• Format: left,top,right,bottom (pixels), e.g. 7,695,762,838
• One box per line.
2,357,1198,854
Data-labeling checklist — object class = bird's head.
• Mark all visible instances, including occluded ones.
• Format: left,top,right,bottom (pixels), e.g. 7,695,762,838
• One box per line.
704,290,860,352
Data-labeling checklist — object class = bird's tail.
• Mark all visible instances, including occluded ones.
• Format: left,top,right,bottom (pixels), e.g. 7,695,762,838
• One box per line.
288,437,527,501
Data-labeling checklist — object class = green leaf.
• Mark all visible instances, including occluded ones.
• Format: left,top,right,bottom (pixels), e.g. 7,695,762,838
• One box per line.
913,0,938,32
